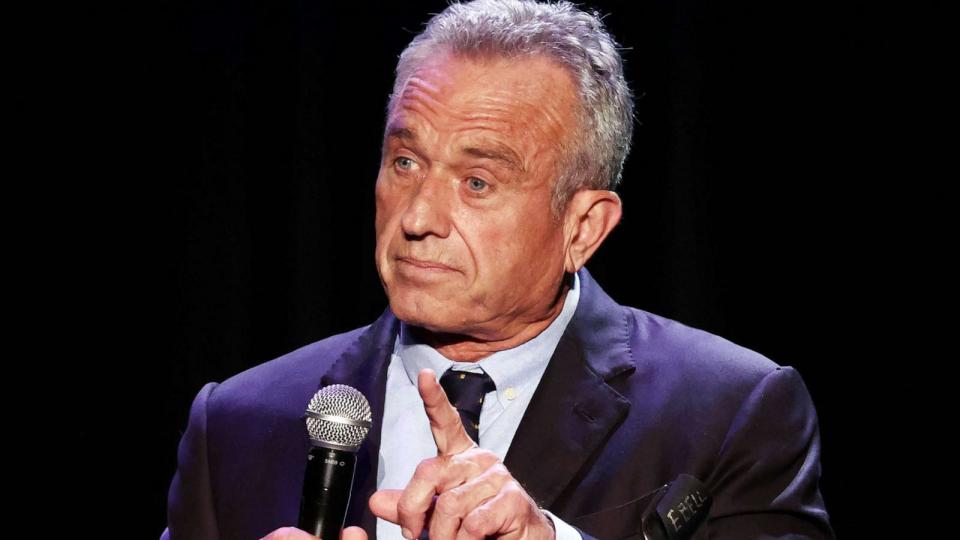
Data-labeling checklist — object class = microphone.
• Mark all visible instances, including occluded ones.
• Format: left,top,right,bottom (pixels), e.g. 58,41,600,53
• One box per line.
641,474,712,540
298,384,373,539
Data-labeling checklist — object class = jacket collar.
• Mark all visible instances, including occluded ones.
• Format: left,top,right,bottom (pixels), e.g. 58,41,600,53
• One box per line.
319,307,399,535
502,267,635,507
318,266,636,531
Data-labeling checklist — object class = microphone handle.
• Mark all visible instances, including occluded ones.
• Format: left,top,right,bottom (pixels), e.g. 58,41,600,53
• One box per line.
298,447,357,540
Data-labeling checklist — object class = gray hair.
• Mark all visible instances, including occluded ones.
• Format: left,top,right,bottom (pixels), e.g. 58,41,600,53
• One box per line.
387,0,635,215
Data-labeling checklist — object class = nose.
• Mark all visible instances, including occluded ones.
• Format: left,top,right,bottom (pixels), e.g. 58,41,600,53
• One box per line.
399,172,452,239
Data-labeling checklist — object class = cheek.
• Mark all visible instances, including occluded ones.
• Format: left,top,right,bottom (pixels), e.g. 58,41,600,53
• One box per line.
373,193,387,238
466,193,558,270
374,176,401,237
506,212,565,270
464,217,537,278
374,184,400,265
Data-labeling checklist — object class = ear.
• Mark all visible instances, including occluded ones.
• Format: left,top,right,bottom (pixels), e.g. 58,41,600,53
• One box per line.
562,190,623,273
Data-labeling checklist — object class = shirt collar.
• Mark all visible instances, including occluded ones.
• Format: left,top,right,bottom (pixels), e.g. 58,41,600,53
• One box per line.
394,272,581,407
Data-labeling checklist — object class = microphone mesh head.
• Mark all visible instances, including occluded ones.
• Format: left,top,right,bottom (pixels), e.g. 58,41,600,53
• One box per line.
304,384,372,452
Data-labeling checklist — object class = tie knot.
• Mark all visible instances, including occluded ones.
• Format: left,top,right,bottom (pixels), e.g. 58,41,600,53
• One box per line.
439,369,496,443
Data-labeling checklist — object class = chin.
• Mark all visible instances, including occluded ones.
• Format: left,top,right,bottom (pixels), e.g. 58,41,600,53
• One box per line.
386,291,467,333
389,293,442,326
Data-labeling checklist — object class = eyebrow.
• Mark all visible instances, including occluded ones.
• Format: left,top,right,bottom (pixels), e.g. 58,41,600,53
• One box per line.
462,144,525,173
385,124,416,142
384,123,525,173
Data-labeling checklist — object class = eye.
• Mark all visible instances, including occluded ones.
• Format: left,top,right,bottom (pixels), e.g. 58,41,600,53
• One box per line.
466,177,488,192
394,156,415,171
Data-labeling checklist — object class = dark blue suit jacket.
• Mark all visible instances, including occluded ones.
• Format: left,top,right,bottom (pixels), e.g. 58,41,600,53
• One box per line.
163,268,833,539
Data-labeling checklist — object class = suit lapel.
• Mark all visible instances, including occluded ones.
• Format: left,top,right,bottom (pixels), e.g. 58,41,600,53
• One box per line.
504,268,636,508
314,268,635,530
319,308,400,536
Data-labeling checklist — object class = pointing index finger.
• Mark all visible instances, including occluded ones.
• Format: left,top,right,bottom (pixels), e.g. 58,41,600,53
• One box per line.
418,368,477,455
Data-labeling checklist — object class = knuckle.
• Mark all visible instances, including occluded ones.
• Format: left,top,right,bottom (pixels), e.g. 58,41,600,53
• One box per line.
480,457,501,470
488,463,511,481
462,507,492,536
455,449,501,478
396,498,418,518
481,469,510,492
434,491,462,516
414,457,440,478
479,448,500,460
501,481,528,503
464,447,499,463
449,451,471,467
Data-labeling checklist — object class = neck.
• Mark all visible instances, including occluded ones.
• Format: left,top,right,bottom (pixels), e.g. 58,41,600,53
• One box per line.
409,279,571,362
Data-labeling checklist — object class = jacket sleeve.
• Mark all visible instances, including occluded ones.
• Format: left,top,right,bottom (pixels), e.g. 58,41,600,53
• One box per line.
161,382,221,540
704,366,834,539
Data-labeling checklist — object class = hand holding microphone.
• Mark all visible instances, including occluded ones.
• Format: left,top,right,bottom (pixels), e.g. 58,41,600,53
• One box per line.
263,372,555,540
262,384,373,540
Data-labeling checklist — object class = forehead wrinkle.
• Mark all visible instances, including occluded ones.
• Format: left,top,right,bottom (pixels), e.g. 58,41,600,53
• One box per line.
388,58,575,182
460,73,570,125
391,89,530,172
453,101,568,179
388,75,453,138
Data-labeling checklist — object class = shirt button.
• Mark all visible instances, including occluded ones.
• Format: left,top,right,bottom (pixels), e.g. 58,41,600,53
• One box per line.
504,387,517,400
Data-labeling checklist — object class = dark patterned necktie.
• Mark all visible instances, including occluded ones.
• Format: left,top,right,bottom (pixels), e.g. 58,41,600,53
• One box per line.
438,368,496,444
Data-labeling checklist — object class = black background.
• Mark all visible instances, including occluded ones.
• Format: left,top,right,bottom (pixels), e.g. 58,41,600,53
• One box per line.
55,0,948,537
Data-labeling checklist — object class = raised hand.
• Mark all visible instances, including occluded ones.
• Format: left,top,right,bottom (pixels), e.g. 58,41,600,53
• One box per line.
370,369,555,540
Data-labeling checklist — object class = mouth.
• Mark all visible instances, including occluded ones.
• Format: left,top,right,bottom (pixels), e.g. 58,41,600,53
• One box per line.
396,256,456,272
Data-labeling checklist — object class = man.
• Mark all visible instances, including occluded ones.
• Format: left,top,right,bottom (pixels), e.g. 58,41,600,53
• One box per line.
163,1,833,539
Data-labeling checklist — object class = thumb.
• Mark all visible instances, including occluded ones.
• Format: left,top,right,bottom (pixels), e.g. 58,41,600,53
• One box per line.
369,489,403,524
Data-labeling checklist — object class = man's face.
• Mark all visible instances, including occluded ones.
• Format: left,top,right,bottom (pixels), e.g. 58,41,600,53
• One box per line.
374,51,580,340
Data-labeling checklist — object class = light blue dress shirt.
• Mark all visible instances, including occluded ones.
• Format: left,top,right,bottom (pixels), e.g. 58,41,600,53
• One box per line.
376,272,582,540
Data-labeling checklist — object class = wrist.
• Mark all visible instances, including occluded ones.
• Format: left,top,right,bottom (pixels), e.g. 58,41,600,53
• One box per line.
539,508,583,540
537,507,557,539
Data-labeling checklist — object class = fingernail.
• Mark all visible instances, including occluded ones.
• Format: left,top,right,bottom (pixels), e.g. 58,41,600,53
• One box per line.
401,528,413,540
